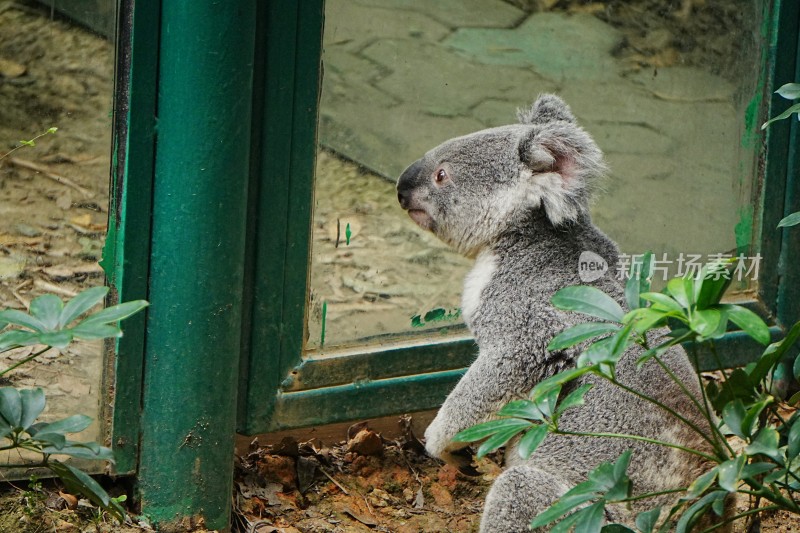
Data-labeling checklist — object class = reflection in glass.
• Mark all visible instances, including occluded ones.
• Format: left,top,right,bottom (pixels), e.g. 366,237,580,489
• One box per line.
309,0,763,350
0,2,115,463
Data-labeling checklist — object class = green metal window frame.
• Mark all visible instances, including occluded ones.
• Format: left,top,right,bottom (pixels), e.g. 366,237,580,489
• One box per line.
235,0,800,435
102,0,799,526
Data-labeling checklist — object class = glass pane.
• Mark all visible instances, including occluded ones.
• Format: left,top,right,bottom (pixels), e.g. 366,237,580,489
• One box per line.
309,0,764,350
0,1,115,466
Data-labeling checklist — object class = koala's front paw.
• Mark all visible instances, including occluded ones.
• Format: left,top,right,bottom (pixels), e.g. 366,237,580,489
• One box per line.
424,419,480,476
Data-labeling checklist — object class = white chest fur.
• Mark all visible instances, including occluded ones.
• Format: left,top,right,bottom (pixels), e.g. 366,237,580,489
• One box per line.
461,250,497,326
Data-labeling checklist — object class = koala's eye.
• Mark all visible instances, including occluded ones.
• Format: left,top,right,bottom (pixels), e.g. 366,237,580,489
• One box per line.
435,168,448,183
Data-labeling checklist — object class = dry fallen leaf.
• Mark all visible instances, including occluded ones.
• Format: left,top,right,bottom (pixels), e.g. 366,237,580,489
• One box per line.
59,491,79,509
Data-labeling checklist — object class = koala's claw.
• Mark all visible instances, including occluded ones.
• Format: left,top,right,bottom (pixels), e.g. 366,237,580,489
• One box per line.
458,463,481,477
444,446,480,477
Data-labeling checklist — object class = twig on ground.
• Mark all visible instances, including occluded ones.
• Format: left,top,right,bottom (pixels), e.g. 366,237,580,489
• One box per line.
5,158,93,197
319,467,349,495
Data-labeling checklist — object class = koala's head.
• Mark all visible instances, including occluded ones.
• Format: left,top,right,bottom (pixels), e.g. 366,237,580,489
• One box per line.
396,94,606,257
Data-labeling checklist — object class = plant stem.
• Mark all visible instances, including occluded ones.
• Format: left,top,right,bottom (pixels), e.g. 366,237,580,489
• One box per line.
652,354,731,456
618,487,686,503
652,352,726,450
609,376,723,454
696,505,780,533
555,429,717,462
689,343,735,456
0,128,57,162
0,346,53,377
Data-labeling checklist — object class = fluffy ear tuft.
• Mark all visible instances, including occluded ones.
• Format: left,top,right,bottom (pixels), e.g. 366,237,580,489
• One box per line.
517,94,576,125
517,125,606,226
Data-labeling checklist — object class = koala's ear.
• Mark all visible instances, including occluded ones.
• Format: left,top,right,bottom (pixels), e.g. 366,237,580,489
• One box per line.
517,94,576,125
517,127,602,226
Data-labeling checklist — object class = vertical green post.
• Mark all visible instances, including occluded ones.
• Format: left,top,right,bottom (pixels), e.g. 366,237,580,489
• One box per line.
137,0,256,528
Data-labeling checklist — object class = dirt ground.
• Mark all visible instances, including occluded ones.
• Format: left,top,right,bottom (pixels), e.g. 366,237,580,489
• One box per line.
0,1,796,532
1,419,799,532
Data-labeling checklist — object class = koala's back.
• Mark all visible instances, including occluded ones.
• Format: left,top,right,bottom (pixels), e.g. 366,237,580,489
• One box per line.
470,216,711,507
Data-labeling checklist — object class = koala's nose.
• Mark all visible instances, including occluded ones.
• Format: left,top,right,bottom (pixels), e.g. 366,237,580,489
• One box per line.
397,160,422,209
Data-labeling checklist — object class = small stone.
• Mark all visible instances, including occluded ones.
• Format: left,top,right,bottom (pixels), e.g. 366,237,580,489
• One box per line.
346,428,383,456
13,223,41,237
257,454,297,490
0,57,26,78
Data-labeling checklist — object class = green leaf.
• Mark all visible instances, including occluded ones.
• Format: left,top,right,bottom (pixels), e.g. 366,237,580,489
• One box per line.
640,293,685,314
625,308,670,334
551,286,625,323
29,295,63,330
719,305,770,346
59,287,108,328
529,367,593,400
721,400,747,439
452,418,532,443
30,414,92,437
740,462,778,480
0,329,39,351
751,321,800,385
635,507,663,533
18,388,45,431
0,309,46,333
76,300,148,327
476,426,528,458
666,277,694,309
573,501,606,533
690,309,722,338
762,102,800,129
497,400,545,421
555,384,594,418
776,82,800,100
531,488,598,529
34,432,66,449
788,420,800,460
48,460,124,522
740,396,773,440
43,442,114,461
602,526,636,533
745,428,783,464
579,323,634,368
70,323,122,340
778,211,800,228
707,369,757,413
676,491,726,533
578,337,616,367
548,323,620,351
624,252,653,310
694,261,733,310
36,330,73,350
517,424,549,459
0,387,22,428
717,455,746,492
686,467,718,499
550,510,583,533
0,415,12,440
536,385,561,419
612,450,632,483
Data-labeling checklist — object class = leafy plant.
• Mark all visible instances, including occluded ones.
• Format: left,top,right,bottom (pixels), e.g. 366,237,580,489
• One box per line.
762,83,800,131
0,287,147,522
454,255,800,532
0,127,58,162
762,82,800,228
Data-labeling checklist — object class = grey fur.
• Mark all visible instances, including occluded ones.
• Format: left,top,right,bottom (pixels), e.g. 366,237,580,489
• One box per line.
396,94,724,532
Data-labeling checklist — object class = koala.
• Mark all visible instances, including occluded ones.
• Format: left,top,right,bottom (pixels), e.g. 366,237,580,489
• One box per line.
396,95,723,532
